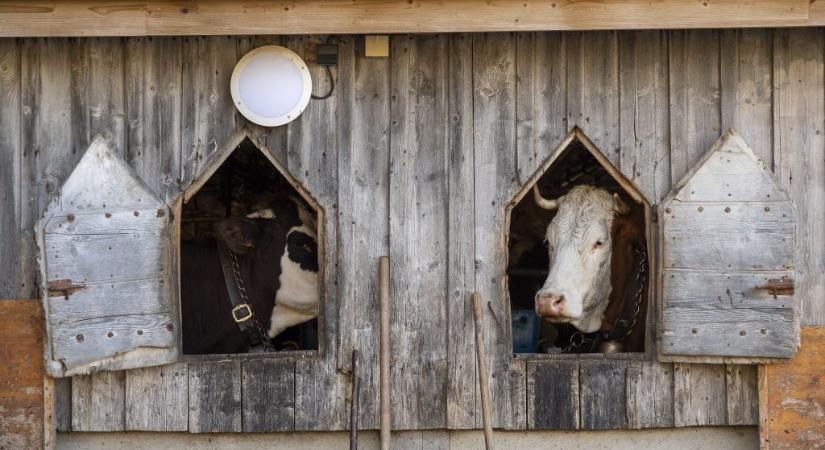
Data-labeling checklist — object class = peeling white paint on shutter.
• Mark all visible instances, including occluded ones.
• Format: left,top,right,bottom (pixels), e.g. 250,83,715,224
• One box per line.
659,130,798,363
38,136,178,377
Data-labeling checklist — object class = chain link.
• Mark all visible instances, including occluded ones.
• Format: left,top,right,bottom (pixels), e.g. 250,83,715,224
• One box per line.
229,251,275,352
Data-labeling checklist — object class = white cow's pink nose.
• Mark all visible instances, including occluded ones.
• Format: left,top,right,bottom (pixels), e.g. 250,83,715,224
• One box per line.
535,292,565,317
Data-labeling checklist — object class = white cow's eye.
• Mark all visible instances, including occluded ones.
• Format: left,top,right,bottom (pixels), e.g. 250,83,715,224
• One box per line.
593,240,604,249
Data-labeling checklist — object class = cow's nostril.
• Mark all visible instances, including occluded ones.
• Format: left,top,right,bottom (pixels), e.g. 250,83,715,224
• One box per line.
552,295,565,306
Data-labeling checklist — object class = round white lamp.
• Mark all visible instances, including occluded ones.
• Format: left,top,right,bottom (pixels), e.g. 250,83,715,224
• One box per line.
230,45,312,127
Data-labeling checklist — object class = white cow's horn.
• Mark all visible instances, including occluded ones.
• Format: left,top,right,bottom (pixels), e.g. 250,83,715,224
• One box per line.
532,185,559,210
247,208,277,219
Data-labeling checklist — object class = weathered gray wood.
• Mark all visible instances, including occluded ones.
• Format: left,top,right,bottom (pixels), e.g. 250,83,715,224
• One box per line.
294,358,350,431
526,360,579,430
472,32,525,431
180,36,241,187
241,359,295,432
39,138,177,377
773,29,825,326
515,32,566,185
580,360,628,430
661,131,797,361
720,29,773,165
567,31,620,167
54,377,72,432
445,33,480,431
0,39,22,298
618,30,671,203
335,34,390,430
725,364,758,425
626,362,674,429
125,363,188,431
393,431,449,450
388,34,449,430
188,361,242,433
71,371,125,431
244,35,288,163
668,30,722,182
673,363,727,426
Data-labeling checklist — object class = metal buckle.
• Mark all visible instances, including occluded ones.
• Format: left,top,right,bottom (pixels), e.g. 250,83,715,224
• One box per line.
232,304,253,323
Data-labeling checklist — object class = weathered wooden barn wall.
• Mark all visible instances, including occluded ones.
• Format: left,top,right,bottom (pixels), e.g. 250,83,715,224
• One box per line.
0,29,823,432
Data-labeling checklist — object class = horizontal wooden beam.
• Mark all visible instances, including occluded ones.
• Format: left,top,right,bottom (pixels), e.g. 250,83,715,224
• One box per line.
0,0,820,37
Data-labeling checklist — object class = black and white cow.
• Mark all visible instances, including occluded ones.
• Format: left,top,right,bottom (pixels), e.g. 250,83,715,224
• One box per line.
181,200,319,354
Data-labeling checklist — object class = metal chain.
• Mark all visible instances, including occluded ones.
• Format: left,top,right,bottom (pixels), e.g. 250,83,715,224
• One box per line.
618,243,647,342
229,251,275,352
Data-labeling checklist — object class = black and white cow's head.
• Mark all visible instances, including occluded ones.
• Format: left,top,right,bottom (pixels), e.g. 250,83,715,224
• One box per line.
532,184,630,332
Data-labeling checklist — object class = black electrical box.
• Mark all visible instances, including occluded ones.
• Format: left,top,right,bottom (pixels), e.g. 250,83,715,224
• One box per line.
316,44,338,66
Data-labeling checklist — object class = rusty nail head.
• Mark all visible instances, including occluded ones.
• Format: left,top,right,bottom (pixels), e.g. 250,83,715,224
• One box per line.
761,329,767,334
156,209,165,217
105,212,112,218
67,214,75,223
133,211,140,217
166,323,174,332
691,328,698,334
725,207,731,213
739,330,747,336
764,206,770,212
107,331,114,338
698,206,704,212
137,330,143,335
665,208,671,214
75,334,84,342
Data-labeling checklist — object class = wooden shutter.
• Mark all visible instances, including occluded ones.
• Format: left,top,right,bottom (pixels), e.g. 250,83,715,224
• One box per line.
659,130,798,363
38,137,178,377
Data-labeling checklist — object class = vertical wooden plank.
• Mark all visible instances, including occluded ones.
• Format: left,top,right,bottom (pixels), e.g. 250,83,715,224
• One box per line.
126,36,183,202
242,359,295,432
124,363,188,431
673,363,727,426
0,39,22,298
394,431,449,450
527,360,579,430
473,32,525,430
567,31,620,166
580,360,628,430
388,34,449,430
725,364,758,426
71,371,126,431
625,361,674,429
335,34,390,430
446,33,479,431
188,361,242,433
618,30,671,203
88,37,126,154
180,36,239,187
669,30,722,182
515,31,566,185
773,29,825,326
53,378,72,432
294,359,350,431
720,29,773,164
0,300,45,449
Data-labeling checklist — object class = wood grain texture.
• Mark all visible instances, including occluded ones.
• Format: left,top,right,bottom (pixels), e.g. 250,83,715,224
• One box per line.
759,327,825,449
580,360,628,430
388,34,449,430
334,34,390,430
71,371,125,431
125,363,188,431
0,0,816,37
188,361,242,433
0,300,45,450
725,364,758,425
772,29,825,326
53,378,72,432
241,359,295,432
673,363,727,427
0,41,22,299
472,32,525,431
526,360,579,430
445,33,480,431
625,362,674,429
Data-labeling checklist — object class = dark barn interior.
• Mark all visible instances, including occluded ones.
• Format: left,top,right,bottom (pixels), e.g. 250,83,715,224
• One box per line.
508,139,649,354
180,139,319,355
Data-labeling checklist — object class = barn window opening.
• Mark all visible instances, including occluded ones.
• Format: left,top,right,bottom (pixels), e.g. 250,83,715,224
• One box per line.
180,138,320,355
507,132,650,355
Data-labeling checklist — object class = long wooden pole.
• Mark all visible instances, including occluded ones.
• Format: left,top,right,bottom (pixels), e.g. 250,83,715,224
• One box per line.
472,292,495,450
379,256,391,450
349,349,360,450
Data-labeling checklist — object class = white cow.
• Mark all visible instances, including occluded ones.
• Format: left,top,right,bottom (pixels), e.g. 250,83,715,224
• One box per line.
532,184,629,332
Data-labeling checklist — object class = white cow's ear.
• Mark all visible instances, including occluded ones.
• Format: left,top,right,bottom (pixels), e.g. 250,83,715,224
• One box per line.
613,193,631,215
